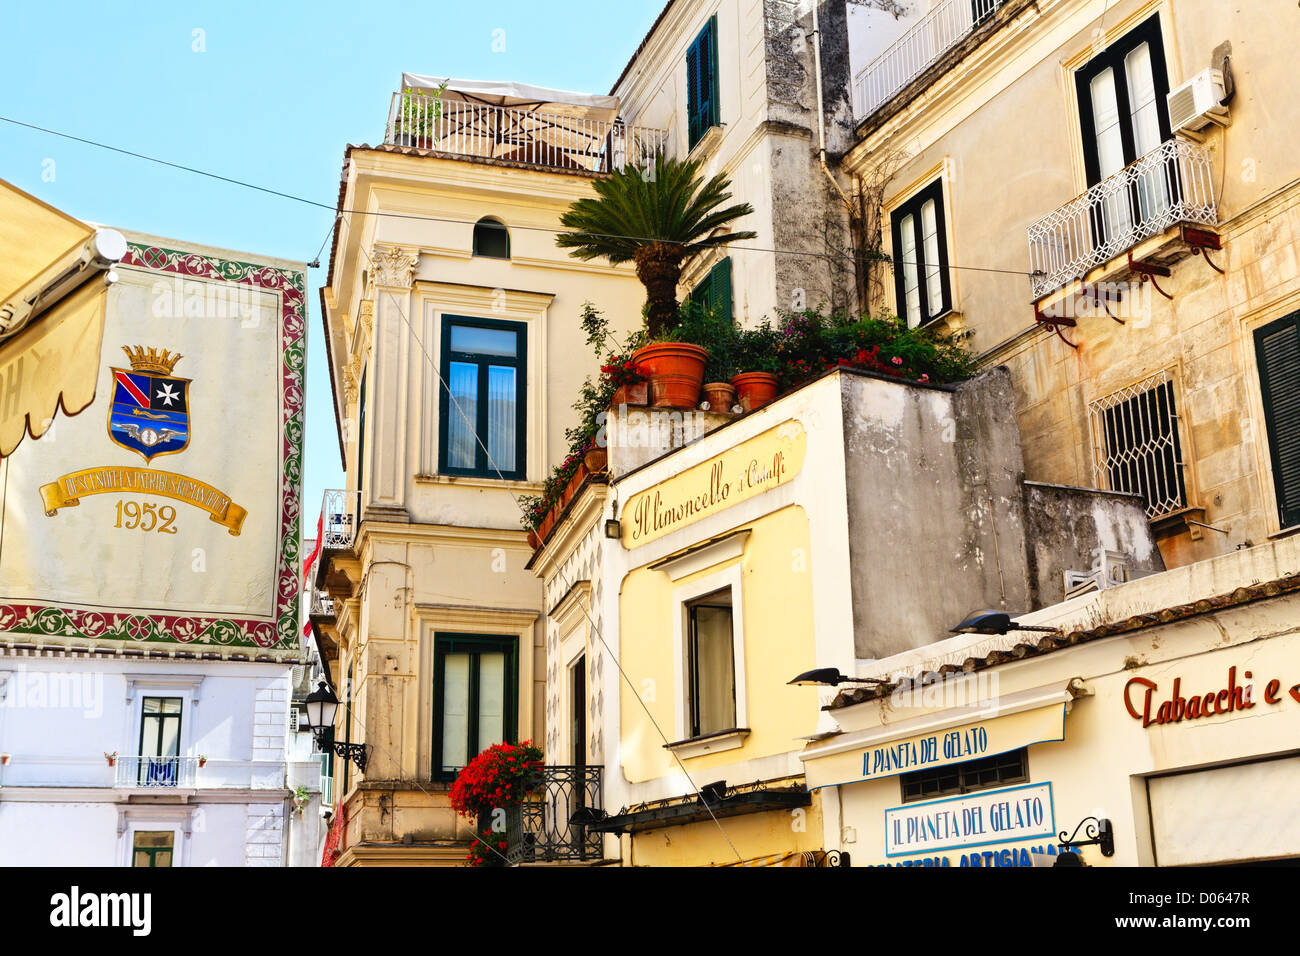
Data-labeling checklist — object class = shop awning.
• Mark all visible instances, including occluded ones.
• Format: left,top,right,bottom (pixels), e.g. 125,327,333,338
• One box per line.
0,179,123,459
589,785,810,835
800,680,1082,792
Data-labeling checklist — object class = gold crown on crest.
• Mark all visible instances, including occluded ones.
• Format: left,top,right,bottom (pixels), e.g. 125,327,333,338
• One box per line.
121,346,182,375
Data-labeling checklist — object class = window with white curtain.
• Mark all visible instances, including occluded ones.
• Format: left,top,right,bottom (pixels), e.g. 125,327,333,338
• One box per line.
433,634,517,779
438,317,526,480
1075,15,1172,240
687,589,737,738
889,178,951,328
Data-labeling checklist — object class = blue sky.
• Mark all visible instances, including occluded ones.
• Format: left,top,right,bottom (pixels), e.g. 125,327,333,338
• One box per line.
1,0,665,534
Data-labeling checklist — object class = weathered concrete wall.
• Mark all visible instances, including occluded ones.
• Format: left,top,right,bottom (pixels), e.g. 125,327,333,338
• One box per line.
844,367,1031,658
1022,481,1166,608
763,0,859,314
843,367,1163,658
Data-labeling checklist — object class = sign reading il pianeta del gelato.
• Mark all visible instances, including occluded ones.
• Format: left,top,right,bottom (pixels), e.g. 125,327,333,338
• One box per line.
0,238,304,655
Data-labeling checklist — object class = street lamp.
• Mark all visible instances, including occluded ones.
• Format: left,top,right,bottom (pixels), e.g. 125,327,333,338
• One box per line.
949,609,1060,636
787,667,889,687
302,680,368,772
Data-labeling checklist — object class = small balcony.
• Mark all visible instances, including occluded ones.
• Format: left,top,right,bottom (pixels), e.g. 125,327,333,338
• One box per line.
320,489,360,552
114,755,199,789
384,91,665,175
1027,139,1218,299
507,765,603,865
853,0,1005,120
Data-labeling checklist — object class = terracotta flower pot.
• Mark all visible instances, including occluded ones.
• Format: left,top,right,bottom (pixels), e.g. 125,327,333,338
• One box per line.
564,464,589,506
1,753,10,766
584,446,608,474
730,372,779,412
198,758,207,768
701,382,736,412
106,757,116,767
526,529,542,551
633,342,708,409
611,381,649,407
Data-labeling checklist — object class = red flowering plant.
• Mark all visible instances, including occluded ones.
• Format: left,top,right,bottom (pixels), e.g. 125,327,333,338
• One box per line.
520,303,646,534
449,740,544,867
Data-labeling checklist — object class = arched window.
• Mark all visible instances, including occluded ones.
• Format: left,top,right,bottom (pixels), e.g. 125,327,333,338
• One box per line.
472,217,510,259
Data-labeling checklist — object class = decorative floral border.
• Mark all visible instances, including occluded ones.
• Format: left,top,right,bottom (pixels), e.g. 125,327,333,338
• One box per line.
0,242,305,651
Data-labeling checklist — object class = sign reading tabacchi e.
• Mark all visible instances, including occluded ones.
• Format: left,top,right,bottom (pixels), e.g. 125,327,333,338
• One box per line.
621,420,807,547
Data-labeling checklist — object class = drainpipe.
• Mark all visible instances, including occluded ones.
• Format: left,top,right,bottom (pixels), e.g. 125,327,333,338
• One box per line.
810,1,853,210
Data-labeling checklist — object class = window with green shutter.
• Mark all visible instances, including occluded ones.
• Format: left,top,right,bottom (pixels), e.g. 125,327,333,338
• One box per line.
1255,310,1300,529
687,257,733,320
686,16,720,151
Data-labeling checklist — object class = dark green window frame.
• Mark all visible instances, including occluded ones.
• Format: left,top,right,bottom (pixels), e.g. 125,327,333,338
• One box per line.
438,316,527,480
432,633,519,782
138,696,183,788
472,218,511,259
686,15,720,151
890,178,952,328
1255,310,1300,529
132,831,175,868
686,257,733,321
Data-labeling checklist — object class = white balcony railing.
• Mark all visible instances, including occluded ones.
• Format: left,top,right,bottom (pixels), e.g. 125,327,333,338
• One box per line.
1027,139,1218,299
115,755,199,789
384,93,666,174
853,0,1004,119
320,489,360,551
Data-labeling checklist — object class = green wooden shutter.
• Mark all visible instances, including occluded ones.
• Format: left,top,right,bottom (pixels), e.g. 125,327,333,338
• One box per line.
687,16,719,150
709,257,733,320
1256,311,1300,529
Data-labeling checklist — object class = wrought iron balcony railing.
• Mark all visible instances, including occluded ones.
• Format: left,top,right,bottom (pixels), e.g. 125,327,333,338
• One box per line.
1027,139,1218,299
384,94,666,175
308,583,335,618
853,0,1004,120
506,765,603,865
320,489,361,552
114,755,199,789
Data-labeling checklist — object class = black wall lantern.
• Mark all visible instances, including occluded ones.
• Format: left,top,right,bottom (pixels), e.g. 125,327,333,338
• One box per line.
303,680,368,772
1055,816,1114,866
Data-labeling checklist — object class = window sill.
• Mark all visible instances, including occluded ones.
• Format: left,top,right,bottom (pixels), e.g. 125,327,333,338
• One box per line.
687,125,723,162
1267,524,1300,541
663,727,750,759
415,473,542,493
1149,505,1207,539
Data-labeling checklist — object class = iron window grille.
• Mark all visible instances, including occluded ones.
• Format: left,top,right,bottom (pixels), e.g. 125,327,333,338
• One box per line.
1089,370,1188,519
901,748,1029,803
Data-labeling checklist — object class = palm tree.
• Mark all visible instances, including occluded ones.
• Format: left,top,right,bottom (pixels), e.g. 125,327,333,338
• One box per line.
556,154,757,339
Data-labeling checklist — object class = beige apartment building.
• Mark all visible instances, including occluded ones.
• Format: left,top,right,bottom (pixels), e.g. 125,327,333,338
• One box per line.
844,0,1299,569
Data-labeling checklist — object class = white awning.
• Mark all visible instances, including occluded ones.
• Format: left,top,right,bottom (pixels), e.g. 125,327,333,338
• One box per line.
400,74,620,120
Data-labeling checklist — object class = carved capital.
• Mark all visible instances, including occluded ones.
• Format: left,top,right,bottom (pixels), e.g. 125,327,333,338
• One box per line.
370,245,420,290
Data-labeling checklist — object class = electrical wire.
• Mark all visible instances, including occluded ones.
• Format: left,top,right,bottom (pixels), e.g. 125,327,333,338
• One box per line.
0,113,1040,278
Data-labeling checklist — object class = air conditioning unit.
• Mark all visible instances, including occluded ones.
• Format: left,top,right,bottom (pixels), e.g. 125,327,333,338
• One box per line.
1167,69,1229,139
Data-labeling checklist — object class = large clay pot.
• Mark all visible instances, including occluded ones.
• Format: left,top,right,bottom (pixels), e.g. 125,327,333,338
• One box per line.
583,446,608,474
730,372,779,413
633,342,708,409
701,382,737,412
611,381,649,407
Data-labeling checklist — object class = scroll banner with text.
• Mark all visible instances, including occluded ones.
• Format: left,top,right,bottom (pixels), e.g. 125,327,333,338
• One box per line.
804,702,1066,791
621,419,807,548
0,239,305,653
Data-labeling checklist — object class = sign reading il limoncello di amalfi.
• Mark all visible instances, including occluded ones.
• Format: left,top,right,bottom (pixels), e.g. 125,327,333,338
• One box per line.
0,237,305,656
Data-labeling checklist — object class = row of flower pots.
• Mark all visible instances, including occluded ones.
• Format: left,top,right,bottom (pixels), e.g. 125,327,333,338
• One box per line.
629,342,778,413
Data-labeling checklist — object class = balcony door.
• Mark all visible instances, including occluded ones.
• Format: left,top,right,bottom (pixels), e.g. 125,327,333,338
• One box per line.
1075,16,1173,254
139,697,182,787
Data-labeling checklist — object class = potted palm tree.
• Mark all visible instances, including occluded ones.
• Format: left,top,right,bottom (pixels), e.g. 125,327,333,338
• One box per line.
557,154,756,408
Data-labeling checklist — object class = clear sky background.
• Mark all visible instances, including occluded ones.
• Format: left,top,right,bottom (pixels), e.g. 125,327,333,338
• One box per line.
1,0,666,537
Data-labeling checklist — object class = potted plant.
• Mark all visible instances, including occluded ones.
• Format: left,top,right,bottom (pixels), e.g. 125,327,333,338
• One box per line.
1,752,10,766
104,751,118,767
198,755,207,768
731,321,783,412
557,154,757,409
448,741,544,867
293,785,310,815
391,82,447,148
